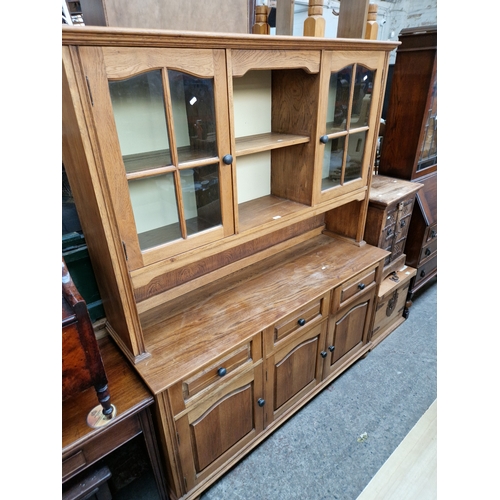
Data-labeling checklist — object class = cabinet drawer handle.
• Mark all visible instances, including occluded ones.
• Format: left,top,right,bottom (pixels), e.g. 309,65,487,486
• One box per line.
420,270,426,277
358,283,366,290
320,135,329,144
217,367,227,377
320,351,327,358
425,248,431,256
400,219,406,228
431,230,437,238
328,345,335,352
297,318,306,326
222,154,233,165
257,398,266,407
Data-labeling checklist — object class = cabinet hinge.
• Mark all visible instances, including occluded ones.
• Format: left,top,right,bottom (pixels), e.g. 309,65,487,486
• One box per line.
85,76,94,106
122,241,128,261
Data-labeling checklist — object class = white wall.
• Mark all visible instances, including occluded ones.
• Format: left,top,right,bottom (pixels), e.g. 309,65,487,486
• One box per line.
277,0,437,63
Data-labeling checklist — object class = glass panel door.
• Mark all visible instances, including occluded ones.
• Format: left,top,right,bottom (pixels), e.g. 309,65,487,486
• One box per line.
320,63,375,195
109,68,223,252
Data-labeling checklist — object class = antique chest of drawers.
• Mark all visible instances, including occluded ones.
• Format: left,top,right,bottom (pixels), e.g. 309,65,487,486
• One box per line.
364,175,423,277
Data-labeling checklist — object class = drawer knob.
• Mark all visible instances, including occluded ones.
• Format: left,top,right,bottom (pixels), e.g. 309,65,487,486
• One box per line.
431,230,437,238
425,248,431,256
420,270,426,277
298,318,306,326
328,345,335,352
358,283,366,290
319,135,329,144
400,219,406,228
217,367,227,377
222,154,233,165
257,398,266,407
320,351,327,358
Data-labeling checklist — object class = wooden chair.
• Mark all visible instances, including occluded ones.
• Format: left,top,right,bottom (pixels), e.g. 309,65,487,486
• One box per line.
62,258,113,419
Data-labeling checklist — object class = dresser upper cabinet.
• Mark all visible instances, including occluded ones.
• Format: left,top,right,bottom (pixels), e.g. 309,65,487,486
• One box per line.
62,28,397,361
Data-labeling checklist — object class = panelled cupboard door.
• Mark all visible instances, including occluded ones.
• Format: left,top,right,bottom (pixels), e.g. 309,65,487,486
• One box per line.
315,51,386,205
264,321,327,426
78,46,234,271
323,287,376,379
174,365,264,493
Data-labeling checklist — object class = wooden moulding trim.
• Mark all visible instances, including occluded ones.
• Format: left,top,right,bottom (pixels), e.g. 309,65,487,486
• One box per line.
62,26,399,52
136,223,325,314
105,321,151,365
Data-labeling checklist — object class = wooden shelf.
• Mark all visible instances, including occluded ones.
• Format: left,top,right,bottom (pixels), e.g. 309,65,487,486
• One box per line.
235,132,309,157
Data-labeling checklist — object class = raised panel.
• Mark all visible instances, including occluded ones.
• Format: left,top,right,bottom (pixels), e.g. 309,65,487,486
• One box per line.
330,300,369,363
191,384,254,472
274,337,318,410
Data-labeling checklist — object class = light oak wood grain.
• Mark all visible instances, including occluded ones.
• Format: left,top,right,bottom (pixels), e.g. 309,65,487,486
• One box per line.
356,399,437,500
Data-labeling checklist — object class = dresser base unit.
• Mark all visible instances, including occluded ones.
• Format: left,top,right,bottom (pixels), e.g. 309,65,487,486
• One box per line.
129,235,388,500
370,264,417,349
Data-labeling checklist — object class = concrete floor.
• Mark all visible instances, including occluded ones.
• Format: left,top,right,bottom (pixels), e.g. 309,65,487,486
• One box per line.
114,276,437,500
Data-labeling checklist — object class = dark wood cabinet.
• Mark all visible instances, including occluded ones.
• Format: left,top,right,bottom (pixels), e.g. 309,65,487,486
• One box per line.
364,175,422,277
378,26,437,294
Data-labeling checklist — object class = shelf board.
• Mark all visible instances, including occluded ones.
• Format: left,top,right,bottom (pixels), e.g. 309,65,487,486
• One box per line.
238,195,308,233
235,132,309,157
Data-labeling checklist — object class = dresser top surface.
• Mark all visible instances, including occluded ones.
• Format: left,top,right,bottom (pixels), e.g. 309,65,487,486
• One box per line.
134,235,388,394
369,175,423,208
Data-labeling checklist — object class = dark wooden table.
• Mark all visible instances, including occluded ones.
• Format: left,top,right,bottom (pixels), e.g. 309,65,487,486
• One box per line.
62,335,167,499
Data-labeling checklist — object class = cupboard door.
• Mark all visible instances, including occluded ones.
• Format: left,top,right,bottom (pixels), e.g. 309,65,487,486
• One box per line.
174,365,264,492
264,321,327,426
315,51,386,204
78,46,234,271
323,288,376,380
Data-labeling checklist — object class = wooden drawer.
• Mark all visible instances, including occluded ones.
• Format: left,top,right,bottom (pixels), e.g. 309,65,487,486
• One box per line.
419,237,437,263
332,265,379,313
425,223,437,243
414,254,437,287
181,343,254,402
272,292,330,347
62,412,143,482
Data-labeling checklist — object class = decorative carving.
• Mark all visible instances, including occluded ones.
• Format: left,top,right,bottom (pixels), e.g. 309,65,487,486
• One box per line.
386,290,399,317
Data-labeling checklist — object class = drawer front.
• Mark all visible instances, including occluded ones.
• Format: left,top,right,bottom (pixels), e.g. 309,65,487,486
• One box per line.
273,292,329,346
182,343,253,402
414,254,437,286
419,237,437,263
425,223,437,243
62,414,143,483
332,265,379,313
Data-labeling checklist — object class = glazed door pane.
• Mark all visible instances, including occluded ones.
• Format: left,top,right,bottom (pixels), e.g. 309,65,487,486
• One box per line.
109,71,172,174
321,64,374,193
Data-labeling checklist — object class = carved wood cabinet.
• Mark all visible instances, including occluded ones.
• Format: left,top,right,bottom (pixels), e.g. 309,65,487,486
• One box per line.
378,26,437,294
62,26,397,500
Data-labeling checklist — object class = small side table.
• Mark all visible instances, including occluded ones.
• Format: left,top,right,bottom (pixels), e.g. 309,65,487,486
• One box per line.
62,336,167,499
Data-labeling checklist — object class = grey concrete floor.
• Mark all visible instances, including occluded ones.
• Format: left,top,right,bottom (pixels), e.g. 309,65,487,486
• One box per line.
115,276,437,500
